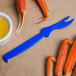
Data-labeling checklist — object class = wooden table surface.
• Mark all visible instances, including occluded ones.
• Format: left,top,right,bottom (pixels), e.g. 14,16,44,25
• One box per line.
0,0,76,76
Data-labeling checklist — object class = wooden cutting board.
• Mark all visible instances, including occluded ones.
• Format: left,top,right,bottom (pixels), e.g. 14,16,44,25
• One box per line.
0,0,76,76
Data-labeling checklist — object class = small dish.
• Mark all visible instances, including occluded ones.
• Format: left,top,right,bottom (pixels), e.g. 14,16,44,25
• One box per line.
0,12,13,47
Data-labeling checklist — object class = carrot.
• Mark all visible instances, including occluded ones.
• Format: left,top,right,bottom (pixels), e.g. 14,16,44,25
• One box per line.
64,39,76,76
46,56,56,76
55,39,72,76
37,0,49,23
16,0,26,34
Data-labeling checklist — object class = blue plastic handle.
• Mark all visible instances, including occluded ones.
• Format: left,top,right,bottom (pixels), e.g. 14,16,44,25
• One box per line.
3,32,44,63
3,16,74,63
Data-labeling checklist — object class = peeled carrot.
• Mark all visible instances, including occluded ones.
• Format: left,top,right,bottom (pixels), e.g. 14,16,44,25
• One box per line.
37,0,49,23
55,39,72,76
16,0,26,34
64,39,76,76
46,56,56,76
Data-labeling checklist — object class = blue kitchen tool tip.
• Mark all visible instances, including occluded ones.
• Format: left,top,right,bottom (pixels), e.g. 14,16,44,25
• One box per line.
3,16,74,63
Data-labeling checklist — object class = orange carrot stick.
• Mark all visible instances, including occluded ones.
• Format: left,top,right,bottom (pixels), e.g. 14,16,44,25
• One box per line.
64,39,76,75
46,56,56,76
55,39,72,76
74,66,76,76
37,0,49,23
16,0,26,34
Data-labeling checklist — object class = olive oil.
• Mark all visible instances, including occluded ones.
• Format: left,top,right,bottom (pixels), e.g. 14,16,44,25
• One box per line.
0,18,8,39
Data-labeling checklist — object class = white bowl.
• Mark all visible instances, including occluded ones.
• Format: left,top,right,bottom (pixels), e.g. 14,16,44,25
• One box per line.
0,12,13,47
